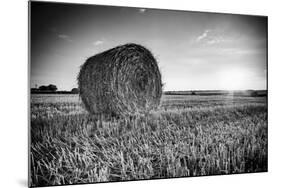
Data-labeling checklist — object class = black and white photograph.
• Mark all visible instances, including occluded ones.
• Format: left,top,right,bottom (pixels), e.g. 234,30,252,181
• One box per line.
29,1,268,187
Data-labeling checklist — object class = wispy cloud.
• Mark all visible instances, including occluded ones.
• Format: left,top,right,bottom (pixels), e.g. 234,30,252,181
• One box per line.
195,29,230,45
49,27,73,42
93,40,104,46
206,38,222,45
138,8,146,13
196,30,210,42
58,34,73,42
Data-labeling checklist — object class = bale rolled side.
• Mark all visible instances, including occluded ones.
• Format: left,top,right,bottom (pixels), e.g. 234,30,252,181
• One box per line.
78,43,162,116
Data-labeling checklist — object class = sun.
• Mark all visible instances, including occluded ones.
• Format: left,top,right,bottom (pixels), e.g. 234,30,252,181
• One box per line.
218,68,251,90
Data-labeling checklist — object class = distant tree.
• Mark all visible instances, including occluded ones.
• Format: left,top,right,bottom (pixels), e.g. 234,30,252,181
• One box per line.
31,88,39,93
38,84,58,92
38,85,48,91
191,91,196,95
250,91,258,97
47,84,58,92
71,88,79,94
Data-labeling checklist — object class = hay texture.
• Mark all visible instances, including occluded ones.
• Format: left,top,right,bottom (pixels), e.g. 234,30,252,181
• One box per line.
78,43,162,116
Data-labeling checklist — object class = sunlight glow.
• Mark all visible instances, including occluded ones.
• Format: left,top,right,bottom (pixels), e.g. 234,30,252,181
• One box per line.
218,68,251,90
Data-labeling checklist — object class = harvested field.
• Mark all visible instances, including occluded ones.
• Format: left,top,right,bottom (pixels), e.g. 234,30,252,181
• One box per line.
30,94,267,186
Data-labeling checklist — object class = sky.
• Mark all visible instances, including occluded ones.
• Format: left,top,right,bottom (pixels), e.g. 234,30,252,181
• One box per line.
30,2,267,91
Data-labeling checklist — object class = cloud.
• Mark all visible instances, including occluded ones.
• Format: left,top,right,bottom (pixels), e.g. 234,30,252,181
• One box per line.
93,40,104,46
58,34,73,42
195,29,230,45
196,30,210,42
58,34,69,39
206,38,222,45
138,8,146,13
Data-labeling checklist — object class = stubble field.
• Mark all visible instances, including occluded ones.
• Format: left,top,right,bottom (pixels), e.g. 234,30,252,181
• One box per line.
30,93,267,187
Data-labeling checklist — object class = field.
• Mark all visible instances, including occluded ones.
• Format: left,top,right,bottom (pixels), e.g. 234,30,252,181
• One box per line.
30,93,268,187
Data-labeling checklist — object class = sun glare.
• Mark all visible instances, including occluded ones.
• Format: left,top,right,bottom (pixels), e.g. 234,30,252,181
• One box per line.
218,68,251,90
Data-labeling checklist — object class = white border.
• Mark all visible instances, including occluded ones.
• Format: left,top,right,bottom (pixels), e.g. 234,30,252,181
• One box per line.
1,0,280,188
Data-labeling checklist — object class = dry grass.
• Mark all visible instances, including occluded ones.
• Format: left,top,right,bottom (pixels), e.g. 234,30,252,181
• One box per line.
30,94,267,187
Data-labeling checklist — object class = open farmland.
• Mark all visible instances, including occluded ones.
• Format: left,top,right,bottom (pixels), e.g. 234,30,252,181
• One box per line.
30,93,267,187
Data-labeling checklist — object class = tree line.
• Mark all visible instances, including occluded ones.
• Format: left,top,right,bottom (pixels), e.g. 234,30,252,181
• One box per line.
31,84,79,94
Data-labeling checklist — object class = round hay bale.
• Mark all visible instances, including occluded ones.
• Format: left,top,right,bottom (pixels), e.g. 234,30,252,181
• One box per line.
78,43,162,117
